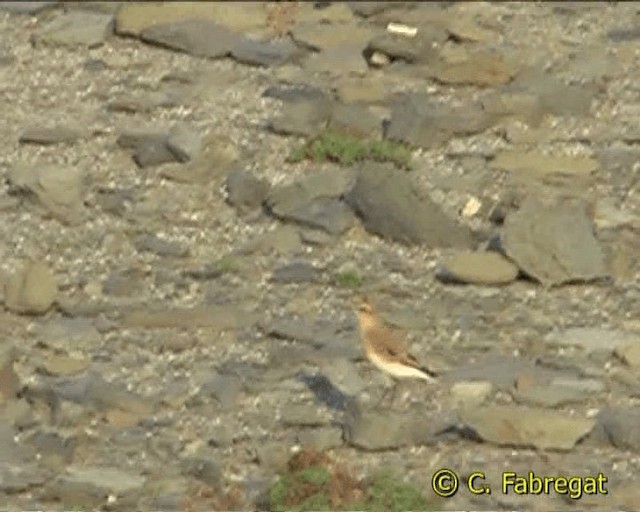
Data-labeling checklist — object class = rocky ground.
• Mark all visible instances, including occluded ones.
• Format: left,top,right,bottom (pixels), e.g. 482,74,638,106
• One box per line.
0,1,639,510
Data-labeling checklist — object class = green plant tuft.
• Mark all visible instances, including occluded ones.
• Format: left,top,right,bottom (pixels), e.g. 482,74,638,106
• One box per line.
288,129,413,170
214,255,239,274
335,271,363,289
268,451,431,512
367,470,431,512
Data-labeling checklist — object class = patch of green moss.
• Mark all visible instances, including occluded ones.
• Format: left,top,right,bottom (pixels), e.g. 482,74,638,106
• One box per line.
214,255,239,274
288,130,413,170
334,271,363,289
269,466,332,512
268,452,430,512
366,470,430,512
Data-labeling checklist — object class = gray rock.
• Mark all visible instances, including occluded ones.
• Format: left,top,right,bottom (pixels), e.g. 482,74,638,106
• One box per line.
290,22,374,52
36,318,102,352
450,381,493,407
166,124,202,163
19,124,85,145
608,26,640,42
300,229,335,246
265,318,325,344
255,443,290,471
226,169,269,213
296,427,343,451
347,2,398,17
231,37,301,67
140,19,241,59
545,327,639,356
281,404,329,427
117,128,168,149
122,304,259,330
108,93,177,114
345,163,474,248
271,261,319,283
25,430,75,464
302,43,369,75
321,357,367,395
507,67,597,118
4,261,57,315
31,11,113,48
366,31,442,64
196,373,243,411
266,169,356,235
502,197,608,286
343,402,456,450
102,268,147,297
0,2,55,14
43,466,145,509
598,407,640,451
615,342,640,368
262,84,327,103
446,355,535,391
436,251,519,285
459,405,595,450
0,343,19,405
289,198,355,236
270,96,333,137
0,421,44,493
147,477,191,511
180,449,222,484
426,51,519,88
328,103,383,140
134,234,190,258
386,93,497,149
49,372,153,417
160,133,239,184
239,225,303,256
133,137,176,168
513,370,606,407
7,163,85,225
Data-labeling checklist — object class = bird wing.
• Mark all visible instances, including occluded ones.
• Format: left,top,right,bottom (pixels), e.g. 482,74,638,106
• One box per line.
372,324,408,359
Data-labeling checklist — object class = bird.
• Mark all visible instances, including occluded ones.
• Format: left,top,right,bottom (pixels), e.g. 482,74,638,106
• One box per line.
355,296,437,406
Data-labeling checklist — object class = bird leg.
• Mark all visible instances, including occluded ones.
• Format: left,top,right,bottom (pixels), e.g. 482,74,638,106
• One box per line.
376,379,398,410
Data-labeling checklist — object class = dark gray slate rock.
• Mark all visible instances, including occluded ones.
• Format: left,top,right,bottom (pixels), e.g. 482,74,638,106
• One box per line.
132,137,175,168
140,19,241,59
19,124,85,145
271,261,319,283
262,84,327,102
598,407,640,451
231,38,301,67
270,96,333,137
194,373,243,411
502,197,608,286
0,2,55,14
365,30,442,64
386,93,497,149
31,11,114,48
134,234,189,258
226,169,269,213
166,124,202,163
266,169,356,235
328,103,382,139
343,402,457,450
506,67,598,118
607,26,640,43
346,163,474,247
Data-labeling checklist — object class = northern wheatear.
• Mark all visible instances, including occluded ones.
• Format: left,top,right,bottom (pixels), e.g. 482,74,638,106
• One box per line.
356,297,437,405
